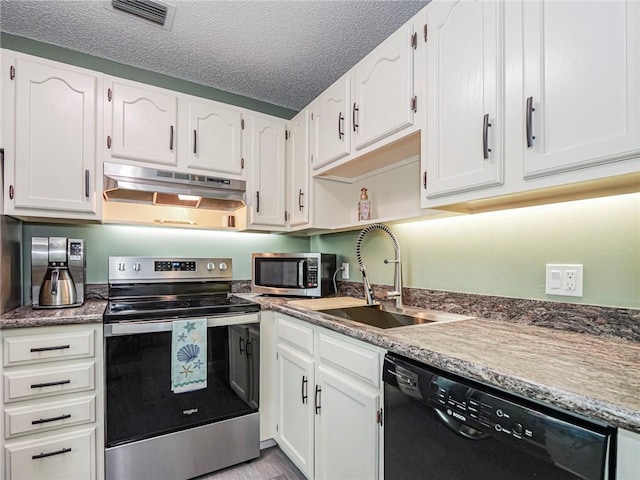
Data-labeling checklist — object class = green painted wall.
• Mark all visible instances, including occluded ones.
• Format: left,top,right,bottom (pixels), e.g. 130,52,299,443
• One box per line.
22,223,310,302
311,193,640,309
0,33,297,119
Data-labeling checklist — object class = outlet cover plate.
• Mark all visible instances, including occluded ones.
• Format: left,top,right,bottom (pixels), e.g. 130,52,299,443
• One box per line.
341,263,349,280
545,264,583,297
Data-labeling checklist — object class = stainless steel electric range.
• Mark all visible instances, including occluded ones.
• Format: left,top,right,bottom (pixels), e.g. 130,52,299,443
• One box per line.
103,256,260,480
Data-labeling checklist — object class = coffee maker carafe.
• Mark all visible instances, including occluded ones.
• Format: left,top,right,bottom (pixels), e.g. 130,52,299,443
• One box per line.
31,237,85,308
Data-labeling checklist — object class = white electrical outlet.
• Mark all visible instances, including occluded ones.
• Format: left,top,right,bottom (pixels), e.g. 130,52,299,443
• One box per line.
545,264,583,297
341,263,349,280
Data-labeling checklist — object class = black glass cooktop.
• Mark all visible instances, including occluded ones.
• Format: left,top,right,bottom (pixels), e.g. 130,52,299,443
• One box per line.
103,294,259,323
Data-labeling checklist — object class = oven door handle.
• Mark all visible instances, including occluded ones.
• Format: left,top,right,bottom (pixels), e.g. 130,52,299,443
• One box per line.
105,313,259,337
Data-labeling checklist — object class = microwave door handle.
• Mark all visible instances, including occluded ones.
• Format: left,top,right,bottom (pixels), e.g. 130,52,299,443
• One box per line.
298,260,306,288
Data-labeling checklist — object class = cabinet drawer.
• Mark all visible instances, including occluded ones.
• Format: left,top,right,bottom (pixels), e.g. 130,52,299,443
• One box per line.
277,317,314,356
318,333,381,388
4,363,95,403
4,427,96,480
4,395,96,439
3,330,95,367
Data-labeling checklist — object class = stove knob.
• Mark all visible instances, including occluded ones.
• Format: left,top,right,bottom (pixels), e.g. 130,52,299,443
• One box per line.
132,262,141,272
218,262,228,271
206,262,215,271
117,262,126,272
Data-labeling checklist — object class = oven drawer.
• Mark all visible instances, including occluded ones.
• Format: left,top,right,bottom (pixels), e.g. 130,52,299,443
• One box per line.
3,362,95,403
4,395,96,439
3,329,95,367
4,427,97,480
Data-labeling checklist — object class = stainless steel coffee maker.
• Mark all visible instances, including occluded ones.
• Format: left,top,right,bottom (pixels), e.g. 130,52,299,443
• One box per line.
31,237,85,308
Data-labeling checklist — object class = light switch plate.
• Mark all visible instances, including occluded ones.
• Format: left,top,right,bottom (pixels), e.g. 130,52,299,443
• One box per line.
545,264,583,297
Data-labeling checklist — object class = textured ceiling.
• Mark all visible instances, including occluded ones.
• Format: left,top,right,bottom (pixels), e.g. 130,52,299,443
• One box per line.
0,0,429,111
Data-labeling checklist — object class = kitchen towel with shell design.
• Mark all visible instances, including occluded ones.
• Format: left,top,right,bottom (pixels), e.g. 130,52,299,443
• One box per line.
171,318,207,393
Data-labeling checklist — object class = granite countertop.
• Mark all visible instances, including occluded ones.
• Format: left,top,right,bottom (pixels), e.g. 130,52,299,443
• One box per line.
246,294,640,434
3,293,639,435
0,299,107,329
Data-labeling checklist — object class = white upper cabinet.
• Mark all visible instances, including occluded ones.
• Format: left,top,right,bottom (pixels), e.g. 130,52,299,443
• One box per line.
247,113,287,228
352,22,415,151
106,78,178,167
425,0,504,198
287,109,311,228
310,75,351,170
185,98,244,177
522,0,640,178
2,51,101,219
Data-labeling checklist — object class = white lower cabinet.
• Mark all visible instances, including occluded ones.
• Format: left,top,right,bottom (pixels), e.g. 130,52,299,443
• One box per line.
275,314,384,480
617,428,640,480
1,324,104,480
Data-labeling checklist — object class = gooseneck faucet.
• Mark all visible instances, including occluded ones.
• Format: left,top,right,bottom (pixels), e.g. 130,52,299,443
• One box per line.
355,223,403,309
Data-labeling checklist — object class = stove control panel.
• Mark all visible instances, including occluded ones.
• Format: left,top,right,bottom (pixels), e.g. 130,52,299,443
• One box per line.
108,257,233,282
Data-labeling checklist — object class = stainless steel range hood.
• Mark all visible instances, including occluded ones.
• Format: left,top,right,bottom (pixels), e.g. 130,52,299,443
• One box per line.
103,163,246,211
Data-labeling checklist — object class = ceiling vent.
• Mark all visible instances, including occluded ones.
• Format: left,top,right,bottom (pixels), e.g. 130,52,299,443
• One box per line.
109,0,176,31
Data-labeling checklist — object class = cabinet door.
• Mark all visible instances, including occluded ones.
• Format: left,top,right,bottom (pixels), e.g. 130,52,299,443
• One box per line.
353,23,414,150
310,75,351,170
277,343,315,480
109,79,178,166
248,114,287,227
229,325,249,402
314,364,380,480
187,99,244,176
8,54,99,215
287,109,310,227
522,0,640,178
425,0,504,198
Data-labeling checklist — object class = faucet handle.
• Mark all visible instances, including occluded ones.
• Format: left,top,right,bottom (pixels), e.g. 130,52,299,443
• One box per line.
386,290,401,299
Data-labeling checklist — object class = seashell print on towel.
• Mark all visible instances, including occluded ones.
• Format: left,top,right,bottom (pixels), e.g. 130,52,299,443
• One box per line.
177,343,200,363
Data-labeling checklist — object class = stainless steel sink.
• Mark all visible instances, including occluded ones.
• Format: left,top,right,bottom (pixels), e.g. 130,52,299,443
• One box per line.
318,304,471,329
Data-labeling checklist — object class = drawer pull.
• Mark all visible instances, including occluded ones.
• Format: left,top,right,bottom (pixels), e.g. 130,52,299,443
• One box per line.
32,414,72,425
30,380,71,389
32,447,72,460
30,344,70,353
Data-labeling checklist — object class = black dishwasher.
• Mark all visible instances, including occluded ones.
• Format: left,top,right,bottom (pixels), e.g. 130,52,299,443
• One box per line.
383,354,616,480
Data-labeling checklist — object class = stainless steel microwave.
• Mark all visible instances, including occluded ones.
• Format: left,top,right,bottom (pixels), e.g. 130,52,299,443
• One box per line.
251,253,337,297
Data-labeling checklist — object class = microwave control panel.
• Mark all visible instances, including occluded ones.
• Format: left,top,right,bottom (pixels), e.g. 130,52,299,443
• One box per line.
306,258,318,287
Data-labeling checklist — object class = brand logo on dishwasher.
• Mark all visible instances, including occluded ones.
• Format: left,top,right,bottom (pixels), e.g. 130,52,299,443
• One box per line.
183,408,198,415
447,408,467,422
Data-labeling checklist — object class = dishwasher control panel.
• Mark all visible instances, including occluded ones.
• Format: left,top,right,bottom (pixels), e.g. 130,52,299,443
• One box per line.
383,354,613,479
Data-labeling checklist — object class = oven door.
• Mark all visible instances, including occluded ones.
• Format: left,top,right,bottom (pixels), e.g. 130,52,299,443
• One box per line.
104,313,259,448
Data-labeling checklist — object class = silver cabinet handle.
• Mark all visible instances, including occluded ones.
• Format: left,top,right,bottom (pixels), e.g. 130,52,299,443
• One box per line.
353,103,359,132
193,129,197,154
526,96,536,148
315,385,322,414
85,170,90,198
301,376,308,404
483,114,492,160
338,112,344,139
169,125,174,151
298,189,304,211
256,191,260,213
